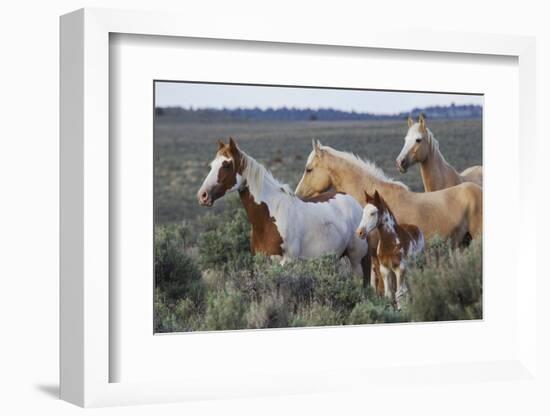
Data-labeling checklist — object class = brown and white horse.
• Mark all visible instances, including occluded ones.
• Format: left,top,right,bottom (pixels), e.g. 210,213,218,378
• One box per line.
395,114,483,191
356,190,424,309
197,138,369,280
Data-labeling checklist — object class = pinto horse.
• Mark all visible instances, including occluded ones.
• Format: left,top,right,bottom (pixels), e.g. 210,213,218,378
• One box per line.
356,190,424,309
197,138,369,281
395,113,483,191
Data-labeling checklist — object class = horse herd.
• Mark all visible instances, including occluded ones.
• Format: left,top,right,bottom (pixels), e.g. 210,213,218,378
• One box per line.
197,114,483,309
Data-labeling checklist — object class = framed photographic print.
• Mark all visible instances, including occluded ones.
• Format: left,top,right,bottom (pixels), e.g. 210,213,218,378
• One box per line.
60,8,538,408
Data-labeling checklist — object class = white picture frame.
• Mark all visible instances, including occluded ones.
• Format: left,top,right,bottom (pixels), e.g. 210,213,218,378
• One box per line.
60,7,537,408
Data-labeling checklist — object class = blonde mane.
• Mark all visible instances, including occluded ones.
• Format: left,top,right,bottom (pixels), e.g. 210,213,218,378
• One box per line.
425,127,440,154
320,145,409,190
240,151,294,202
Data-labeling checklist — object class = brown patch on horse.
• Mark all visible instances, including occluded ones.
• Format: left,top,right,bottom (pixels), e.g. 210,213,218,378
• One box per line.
239,188,283,256
217,137,245,173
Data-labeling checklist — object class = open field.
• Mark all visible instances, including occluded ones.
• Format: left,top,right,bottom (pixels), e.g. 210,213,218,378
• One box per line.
154,119,482,224
154,117,483,332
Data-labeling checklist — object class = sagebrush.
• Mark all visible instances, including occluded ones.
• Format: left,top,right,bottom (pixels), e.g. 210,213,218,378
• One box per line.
154,200,482,332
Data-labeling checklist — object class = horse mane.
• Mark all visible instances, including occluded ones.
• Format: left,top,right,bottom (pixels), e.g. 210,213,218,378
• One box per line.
424,127,455,167
376,192,398,224
425,127,439,154
320,145,409,190
240,151,294,202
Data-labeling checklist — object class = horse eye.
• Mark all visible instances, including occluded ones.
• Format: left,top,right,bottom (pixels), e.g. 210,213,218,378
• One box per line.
306,168,313,173
221,161,231,169
416,138,422,143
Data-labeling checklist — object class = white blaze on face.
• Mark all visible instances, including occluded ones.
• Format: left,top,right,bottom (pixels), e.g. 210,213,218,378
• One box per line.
197,154,243,205
198,155,229,196
357,203,379,237
397,124,423,163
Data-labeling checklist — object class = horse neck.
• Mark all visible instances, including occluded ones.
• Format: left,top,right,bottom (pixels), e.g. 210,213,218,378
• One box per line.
376,205,399,243
240,153,293,213
420,132,460,191
327,155,407,205
238,187,272,231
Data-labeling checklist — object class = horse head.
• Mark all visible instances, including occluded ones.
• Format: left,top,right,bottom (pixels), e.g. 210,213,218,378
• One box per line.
356,190,381,239
197,137,244,207
295,139,333,198
395,113,431,173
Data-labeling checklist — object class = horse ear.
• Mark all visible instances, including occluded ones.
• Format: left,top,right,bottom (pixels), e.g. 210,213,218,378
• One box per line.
373,190,381,205
364,191,373,204
229,137,238,153
407,115,414,128
419,113,426,129
313,139,323,156
217,140,225,151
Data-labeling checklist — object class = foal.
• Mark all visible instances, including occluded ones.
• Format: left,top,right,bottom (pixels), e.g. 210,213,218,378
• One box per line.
356,190,424,308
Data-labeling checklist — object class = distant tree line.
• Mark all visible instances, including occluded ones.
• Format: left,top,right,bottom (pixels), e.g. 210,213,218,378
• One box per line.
155,103,482,122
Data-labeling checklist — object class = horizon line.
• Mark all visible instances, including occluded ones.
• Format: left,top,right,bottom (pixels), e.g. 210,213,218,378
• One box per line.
155,103,482,117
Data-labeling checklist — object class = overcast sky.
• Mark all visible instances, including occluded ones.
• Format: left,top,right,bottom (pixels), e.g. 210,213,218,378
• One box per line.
155,81,483,115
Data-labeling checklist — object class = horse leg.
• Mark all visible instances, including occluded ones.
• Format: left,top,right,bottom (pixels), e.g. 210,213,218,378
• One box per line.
279,255,292,266
371,255,385,297
379,264,393,302
346,233,369,281
360,252,371,290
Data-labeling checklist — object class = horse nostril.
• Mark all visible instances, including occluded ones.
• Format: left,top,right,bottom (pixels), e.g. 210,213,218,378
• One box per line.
198,191,210,204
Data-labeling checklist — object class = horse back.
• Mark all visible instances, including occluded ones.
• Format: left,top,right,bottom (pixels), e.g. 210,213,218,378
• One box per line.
460,165,483,187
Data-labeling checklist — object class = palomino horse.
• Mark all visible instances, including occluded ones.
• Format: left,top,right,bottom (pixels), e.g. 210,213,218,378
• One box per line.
356,190,424,309
295,140,482,294
295,140,483,245
395,113,483,191
197,138,369,281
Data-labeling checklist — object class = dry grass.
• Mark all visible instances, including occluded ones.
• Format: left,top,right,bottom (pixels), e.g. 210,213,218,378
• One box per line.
154,119,482,223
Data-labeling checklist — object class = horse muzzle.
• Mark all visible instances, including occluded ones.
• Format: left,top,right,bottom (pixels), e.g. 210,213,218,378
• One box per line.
356,227,368,240
396,158,408,173
197,190,213,207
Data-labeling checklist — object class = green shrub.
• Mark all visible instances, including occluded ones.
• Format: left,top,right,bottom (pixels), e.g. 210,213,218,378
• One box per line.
224,254,362,314
311,256,363,313
154,224,204,305
202,288,248,330
197,195,252,270
408,238,482,322
245,295,289,328
291,303,343,327
155,213,482,331
154,292,203,333
347,298,408,325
